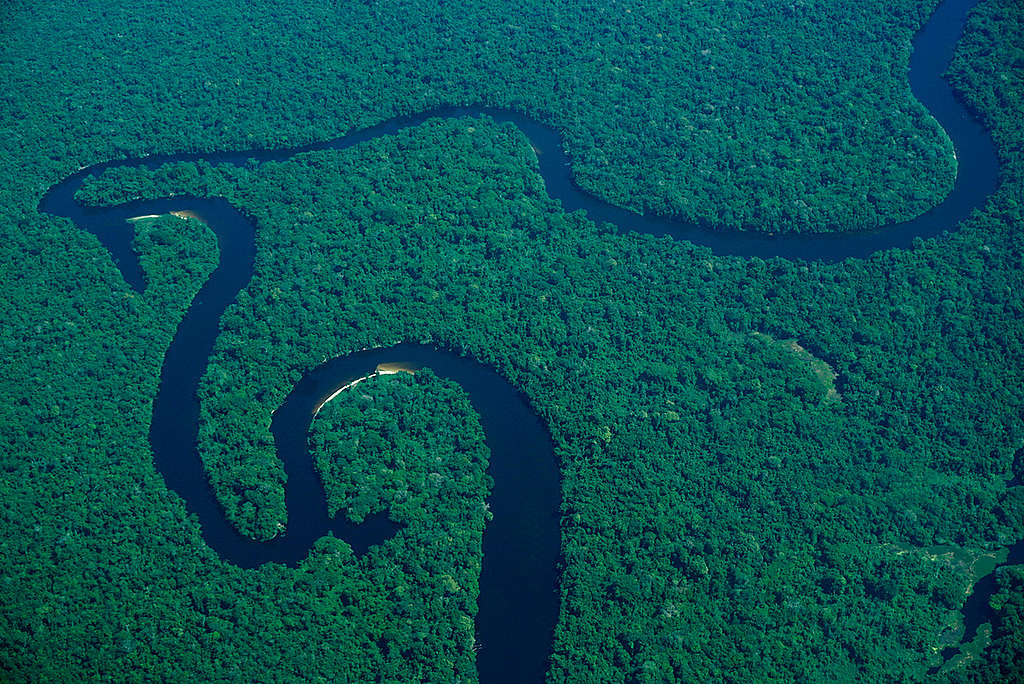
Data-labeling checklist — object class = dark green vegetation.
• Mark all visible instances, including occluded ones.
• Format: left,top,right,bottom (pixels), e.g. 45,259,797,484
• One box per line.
3,0,954,233
953,565,1024,682
77,107,1023,679
2,0,1023,683
309,370,490,679
129,213,220,319
310,370,491,530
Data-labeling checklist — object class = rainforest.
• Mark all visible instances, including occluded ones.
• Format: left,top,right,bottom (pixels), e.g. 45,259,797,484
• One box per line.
2,0,1023,682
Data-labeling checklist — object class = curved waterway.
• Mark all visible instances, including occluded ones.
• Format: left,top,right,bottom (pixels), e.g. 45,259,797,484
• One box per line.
36,0,1010,679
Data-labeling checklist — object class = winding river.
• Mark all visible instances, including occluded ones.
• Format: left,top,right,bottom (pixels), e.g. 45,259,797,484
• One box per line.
36,0,1013,679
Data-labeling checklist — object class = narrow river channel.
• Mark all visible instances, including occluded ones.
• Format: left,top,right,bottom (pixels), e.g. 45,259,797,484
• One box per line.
36,0,1014,679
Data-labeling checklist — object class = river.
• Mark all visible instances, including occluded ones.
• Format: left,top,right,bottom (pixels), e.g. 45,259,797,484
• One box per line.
36,0,1013,680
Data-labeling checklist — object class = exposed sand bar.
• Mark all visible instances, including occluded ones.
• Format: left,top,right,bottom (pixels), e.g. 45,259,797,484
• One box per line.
126,210,209,224
312,362,419,416
375,362,420,375
170,209,208,222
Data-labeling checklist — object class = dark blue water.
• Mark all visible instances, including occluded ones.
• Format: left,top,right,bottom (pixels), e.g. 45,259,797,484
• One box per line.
948,456,1024,659
40,0,997,270
36,0,1008,679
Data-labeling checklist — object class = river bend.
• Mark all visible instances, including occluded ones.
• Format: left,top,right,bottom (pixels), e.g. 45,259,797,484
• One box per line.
36,0,1005,680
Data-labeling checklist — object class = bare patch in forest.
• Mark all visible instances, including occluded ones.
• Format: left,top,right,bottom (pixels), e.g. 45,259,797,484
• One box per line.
752,331,840,401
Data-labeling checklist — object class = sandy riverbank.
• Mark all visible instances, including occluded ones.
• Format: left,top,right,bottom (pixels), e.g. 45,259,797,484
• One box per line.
312,362,419,416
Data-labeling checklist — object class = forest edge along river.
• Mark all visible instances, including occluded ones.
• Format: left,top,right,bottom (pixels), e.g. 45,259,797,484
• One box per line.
35,0,1015,679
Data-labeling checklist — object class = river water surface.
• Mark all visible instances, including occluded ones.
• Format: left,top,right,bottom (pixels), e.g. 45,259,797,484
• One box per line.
37,0,1013,679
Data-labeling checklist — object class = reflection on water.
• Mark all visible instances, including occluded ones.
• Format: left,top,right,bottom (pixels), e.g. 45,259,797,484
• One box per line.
170,209,209,223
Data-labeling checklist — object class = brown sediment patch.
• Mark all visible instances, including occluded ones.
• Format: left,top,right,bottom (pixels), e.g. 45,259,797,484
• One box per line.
752,331,840,401
170,209,208,223
375,362,420,375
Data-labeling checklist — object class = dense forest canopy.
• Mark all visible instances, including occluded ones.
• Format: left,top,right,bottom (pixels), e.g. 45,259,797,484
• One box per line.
308,370,491,680
1,0,1023,681
3,0,954,232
